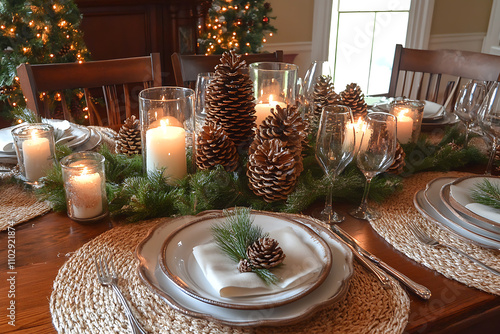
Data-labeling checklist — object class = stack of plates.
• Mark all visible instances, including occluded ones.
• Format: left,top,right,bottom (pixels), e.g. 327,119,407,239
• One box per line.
0,119,102,164
414,176,500,249
135,211,354,326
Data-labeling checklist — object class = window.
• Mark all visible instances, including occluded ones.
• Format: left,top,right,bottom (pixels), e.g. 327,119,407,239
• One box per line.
312,0,434,96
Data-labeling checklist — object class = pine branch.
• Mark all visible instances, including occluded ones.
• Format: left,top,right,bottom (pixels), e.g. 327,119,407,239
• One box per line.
211,208,277,285
471,179,500,209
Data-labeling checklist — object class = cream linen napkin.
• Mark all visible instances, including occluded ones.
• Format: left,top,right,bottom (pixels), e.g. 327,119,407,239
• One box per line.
192,226,324,298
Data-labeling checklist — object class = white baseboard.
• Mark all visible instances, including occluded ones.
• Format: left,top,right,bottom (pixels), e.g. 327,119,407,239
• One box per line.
428,33,485,52
262,42,312,78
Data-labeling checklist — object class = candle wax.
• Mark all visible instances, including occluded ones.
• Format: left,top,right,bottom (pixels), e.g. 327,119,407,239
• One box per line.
22,134,52,181
396,112,413,144
146,123,187,184
255,101,287,126
70,170,103,219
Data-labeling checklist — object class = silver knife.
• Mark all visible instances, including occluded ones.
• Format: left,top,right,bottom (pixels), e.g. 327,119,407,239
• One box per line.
330,224,432,300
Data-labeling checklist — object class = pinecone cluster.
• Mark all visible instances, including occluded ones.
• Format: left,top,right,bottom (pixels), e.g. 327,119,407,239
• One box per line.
116,115,141,156
205,50,256,149
247,105,308,202
387,142,406,175
340,83,368,121
238,237,286,272
195,122,239,172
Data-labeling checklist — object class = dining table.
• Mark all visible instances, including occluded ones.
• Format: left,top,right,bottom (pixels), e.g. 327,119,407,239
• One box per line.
0,198,499,333
1,116,500,334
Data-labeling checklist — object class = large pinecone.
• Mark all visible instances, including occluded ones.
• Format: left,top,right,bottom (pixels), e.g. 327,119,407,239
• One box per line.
246,237,286,270
387,142,406,175
312,75,340,119
116,115,141,156
250,104,308,178
205,50,256,149
247,138,301,202
340,83,368,121
196,122,239,172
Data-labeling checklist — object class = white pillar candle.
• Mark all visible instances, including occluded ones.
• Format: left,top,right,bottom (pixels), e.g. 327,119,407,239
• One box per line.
396,109,414,144
22,130,52,181
146,118,187,183
69,167,103,219
346,118,373,153
254,95,287,127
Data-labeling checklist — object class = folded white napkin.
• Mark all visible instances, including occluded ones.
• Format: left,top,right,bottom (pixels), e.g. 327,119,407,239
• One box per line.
192,226,324,298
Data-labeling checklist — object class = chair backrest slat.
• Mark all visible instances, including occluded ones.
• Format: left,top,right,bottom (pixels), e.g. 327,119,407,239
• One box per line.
16,53,161,130
171,51,284,88
388,44,500,105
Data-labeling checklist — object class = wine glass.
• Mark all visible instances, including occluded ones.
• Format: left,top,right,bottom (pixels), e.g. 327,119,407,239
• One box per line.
350,112,397,220
477,81,500,175
303,61,334,105
454,80,487,147
194,72,214,132
315,105,356,223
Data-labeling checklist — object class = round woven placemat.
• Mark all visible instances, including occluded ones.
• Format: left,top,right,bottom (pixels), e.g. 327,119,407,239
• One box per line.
50,218,410,334
370,171,500,295
0,183,51,231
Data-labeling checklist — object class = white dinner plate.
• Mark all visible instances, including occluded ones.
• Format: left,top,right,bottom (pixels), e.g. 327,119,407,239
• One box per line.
159,212,332,310
135,211,353,327
449,176,500,226
72,128,102,152
414,177,500,249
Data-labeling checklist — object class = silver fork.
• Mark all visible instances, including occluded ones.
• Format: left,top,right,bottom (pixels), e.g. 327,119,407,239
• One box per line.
408,222,500,276
94,253,147,334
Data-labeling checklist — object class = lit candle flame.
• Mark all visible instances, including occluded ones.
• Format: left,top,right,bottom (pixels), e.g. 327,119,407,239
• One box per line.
30,129,39,140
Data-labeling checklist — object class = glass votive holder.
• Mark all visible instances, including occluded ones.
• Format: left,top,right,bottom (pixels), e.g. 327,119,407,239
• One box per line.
61,152,108,223
139,86,195,184
249,62,298,126
390,99,425,144
11,123,56,184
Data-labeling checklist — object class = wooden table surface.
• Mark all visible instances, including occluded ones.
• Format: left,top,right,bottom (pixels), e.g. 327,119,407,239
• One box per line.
0,203,499,334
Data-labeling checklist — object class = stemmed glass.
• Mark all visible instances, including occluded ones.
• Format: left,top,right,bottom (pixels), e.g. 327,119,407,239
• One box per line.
350,112,397,220
477,81,500,175
454,80,487,147
194,72,214,132
315,105,356,223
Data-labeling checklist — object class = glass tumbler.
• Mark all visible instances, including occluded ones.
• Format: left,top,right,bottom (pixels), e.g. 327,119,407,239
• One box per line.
61,152,108,223
11,123,56,184
249,62,298,126
139,87,195,184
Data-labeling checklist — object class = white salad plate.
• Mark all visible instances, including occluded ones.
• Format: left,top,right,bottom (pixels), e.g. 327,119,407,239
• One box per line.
448,176,500,226
440,183,500,235
159,212,332,310
422,101,444,121
135,211,353,327
414,177,500,249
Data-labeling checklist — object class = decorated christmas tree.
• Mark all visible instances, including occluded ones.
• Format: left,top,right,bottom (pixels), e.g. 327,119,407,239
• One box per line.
198,0,277,55
0,0,90,119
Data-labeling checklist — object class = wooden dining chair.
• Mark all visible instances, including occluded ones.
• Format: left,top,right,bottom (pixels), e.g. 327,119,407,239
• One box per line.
387,44,500,106
16,53,162,130
171,50,284,88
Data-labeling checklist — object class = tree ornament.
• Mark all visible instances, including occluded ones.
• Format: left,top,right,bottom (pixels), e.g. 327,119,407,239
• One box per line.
264,2,271,10
340,83,368,121
387,142,406,175
263,16,269,24
246,237,285,269
58,44,71,57
206,50,256,149
196,121,239,172
116,115,142,156
247,138,301,202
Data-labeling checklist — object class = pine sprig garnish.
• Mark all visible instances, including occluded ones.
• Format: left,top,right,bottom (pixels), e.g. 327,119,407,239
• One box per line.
211,208,279,285
471,179,500,209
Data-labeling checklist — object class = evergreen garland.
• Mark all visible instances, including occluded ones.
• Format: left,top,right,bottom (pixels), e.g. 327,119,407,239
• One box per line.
29,125,488,223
